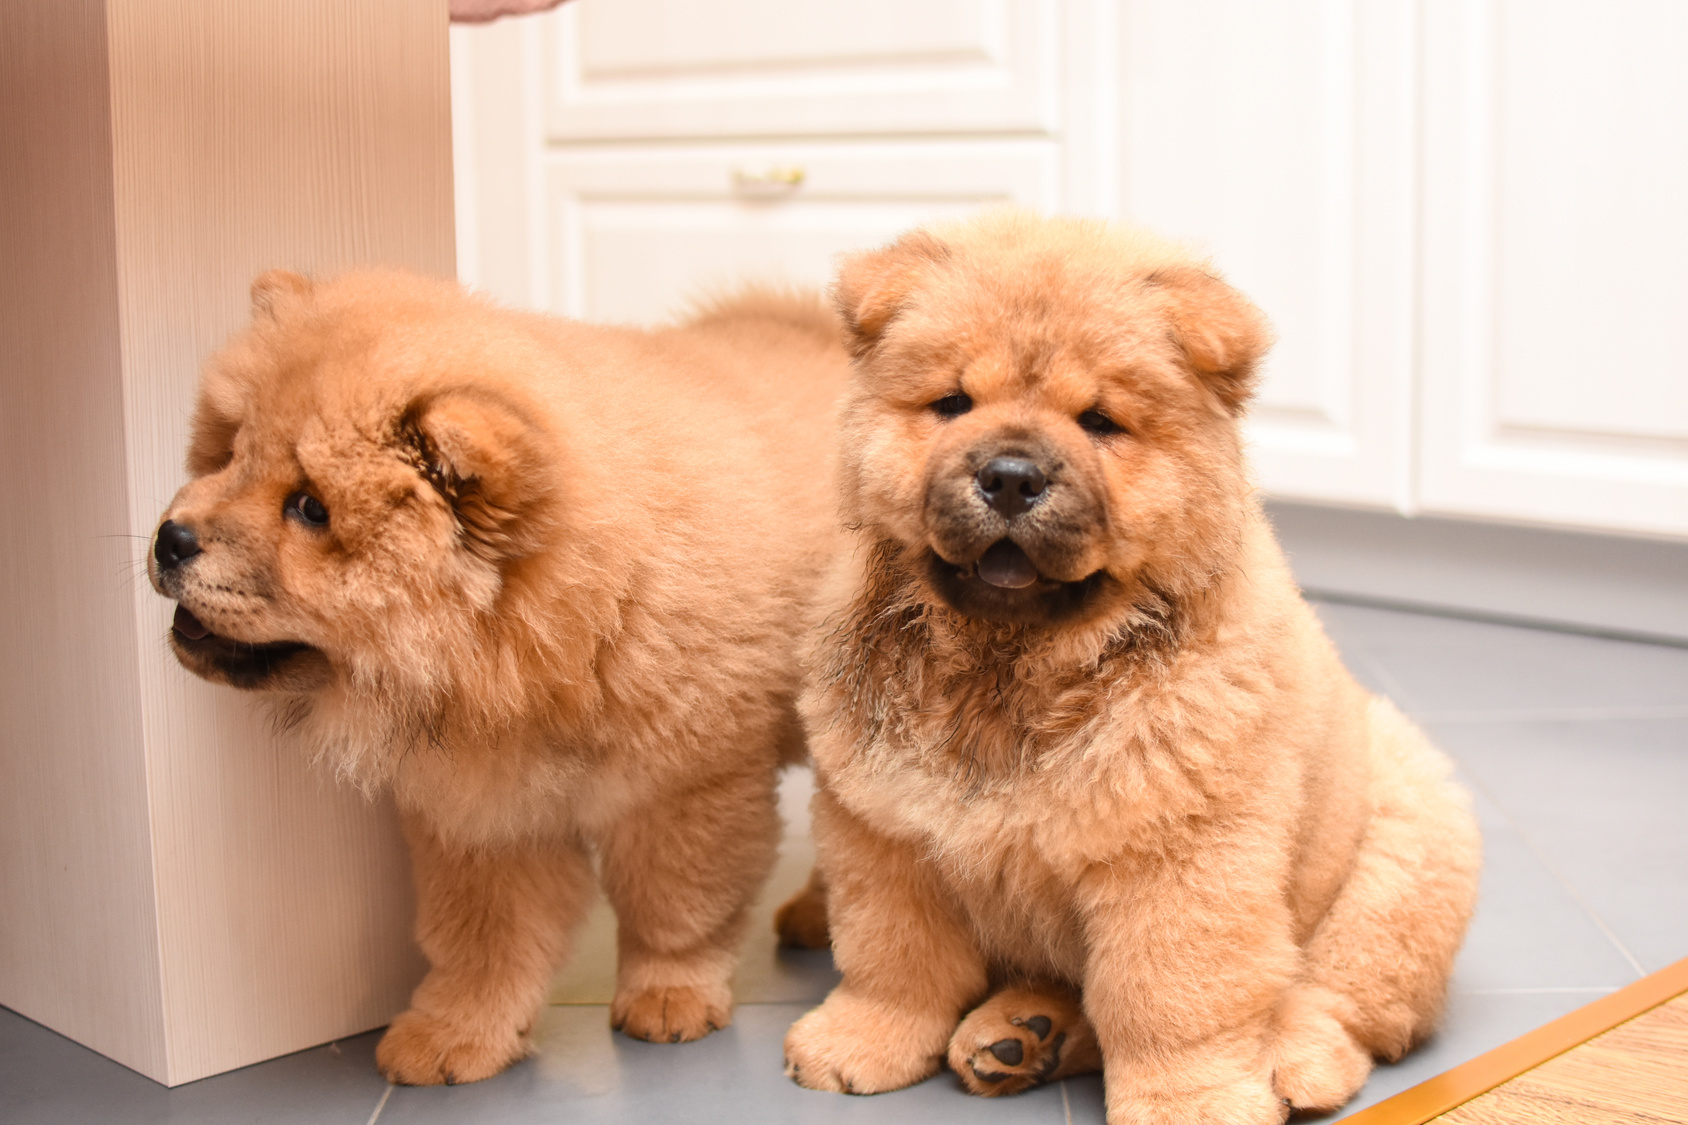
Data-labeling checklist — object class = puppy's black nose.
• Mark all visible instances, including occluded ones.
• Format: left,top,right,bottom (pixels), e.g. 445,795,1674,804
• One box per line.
154,520,201,570
975,457,1047,518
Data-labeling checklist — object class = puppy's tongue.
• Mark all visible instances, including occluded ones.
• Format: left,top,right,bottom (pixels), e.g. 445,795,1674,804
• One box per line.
173,604,211,641
976,540,1040,589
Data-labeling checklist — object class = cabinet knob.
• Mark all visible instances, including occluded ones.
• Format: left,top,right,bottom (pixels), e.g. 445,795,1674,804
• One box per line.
732,166,806,196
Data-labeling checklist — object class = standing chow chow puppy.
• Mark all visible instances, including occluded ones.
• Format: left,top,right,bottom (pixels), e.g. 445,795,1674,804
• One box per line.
781,212,1480,1124
149,269,848,1084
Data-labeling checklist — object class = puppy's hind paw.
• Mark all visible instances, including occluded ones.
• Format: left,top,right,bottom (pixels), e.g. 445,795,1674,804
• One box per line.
376,1008,527,1086
774,872,832,950
611,983,731,1044
947,985,1101,1097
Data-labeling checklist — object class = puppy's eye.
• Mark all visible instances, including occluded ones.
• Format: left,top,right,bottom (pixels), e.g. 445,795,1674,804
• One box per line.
931,393,973,419
285,491,329,527
1078,410,1124,436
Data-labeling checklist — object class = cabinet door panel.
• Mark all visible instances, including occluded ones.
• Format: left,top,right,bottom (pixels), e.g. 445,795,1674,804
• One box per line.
1420,0,1688,537
545,0,1059,140
1119,0,1415,510
578,0,994,76
544,143,1058,324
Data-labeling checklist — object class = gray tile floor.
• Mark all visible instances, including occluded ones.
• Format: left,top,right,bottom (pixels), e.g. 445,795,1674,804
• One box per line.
5,598,1686,1123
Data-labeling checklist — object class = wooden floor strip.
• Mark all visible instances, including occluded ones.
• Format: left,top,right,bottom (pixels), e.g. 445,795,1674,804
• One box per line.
1337,956,1688,1125
1435,992,1688,1124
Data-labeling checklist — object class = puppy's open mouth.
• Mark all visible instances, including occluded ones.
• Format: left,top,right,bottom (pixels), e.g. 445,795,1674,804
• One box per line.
925,542,1113,626
974,539,1043,589
172,604,213,641
170,604,322,690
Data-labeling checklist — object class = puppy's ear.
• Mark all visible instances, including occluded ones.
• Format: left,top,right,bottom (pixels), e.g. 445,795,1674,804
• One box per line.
399,391,552,561
185,399,240,478
250,269,313,319
1148,267,1273,414
832,231,949,358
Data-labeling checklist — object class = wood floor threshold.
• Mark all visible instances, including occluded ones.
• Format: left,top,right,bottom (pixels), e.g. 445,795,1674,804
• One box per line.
1336,956,1688,1124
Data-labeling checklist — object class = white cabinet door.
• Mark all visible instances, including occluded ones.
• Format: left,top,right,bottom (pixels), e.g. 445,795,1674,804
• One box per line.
458,1,1688,540
1419,0,1688,537
544,0,1060,140
542,142,1060,324
1117,0,1417,511
452,17,1073,320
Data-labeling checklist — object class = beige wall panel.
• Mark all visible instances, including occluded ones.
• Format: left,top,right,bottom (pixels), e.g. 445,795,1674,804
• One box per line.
4,0,454,1086
0,0,169,1080
104,0,452,1084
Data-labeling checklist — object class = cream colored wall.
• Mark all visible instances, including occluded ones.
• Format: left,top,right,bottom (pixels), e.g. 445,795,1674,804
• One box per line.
2,0,454,1085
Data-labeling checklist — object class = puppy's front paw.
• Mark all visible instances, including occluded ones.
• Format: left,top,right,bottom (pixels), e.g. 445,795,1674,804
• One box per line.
784,992,950,1095
1107,1069,1286,1125
376,1008,526,1086
1270,988,1371,1112
611,983,731,1043
947,986,1101,1096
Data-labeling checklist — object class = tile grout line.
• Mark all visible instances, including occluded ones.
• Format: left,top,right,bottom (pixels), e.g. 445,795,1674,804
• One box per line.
1460,986,1620,996
1413,704,1688,724
1061,1078,1073,1125
364,1083,394,1125
1308,606,1423,710
1329,608,1654,980
1344,644,1421,718
1458,767,1648,980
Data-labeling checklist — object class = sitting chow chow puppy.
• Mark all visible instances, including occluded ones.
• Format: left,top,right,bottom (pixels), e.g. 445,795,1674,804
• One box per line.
780,211,1481,1124
149,268,848,1084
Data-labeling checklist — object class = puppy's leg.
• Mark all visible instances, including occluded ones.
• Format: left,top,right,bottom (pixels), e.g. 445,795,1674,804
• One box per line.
377,812,594,1086
1080,843,1299,1125
948,982,1101,1096
784,789,988,1095
1276,700,1480,1110
774,866,831,949
598,766,780,1043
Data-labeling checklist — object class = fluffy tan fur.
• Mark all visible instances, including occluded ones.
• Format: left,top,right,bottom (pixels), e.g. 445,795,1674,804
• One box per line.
781,211,1481,1124
149,269,848,1084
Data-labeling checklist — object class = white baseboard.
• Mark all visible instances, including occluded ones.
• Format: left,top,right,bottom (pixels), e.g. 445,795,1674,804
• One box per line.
1266,500,1688,646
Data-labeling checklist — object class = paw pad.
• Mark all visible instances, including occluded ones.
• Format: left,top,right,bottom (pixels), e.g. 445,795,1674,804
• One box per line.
1016,1015,1052,1039
948,988,1101,1098
961,1022,1067,1093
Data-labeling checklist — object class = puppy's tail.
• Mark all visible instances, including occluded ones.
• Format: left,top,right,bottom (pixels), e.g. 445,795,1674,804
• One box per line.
683,284,841,346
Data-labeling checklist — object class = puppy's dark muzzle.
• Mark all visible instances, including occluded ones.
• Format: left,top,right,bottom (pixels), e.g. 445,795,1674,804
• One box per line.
154,519,201,570
975,456,1047,518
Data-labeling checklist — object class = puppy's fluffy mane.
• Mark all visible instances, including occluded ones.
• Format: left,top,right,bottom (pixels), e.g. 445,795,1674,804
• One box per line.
820,537,1189,790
